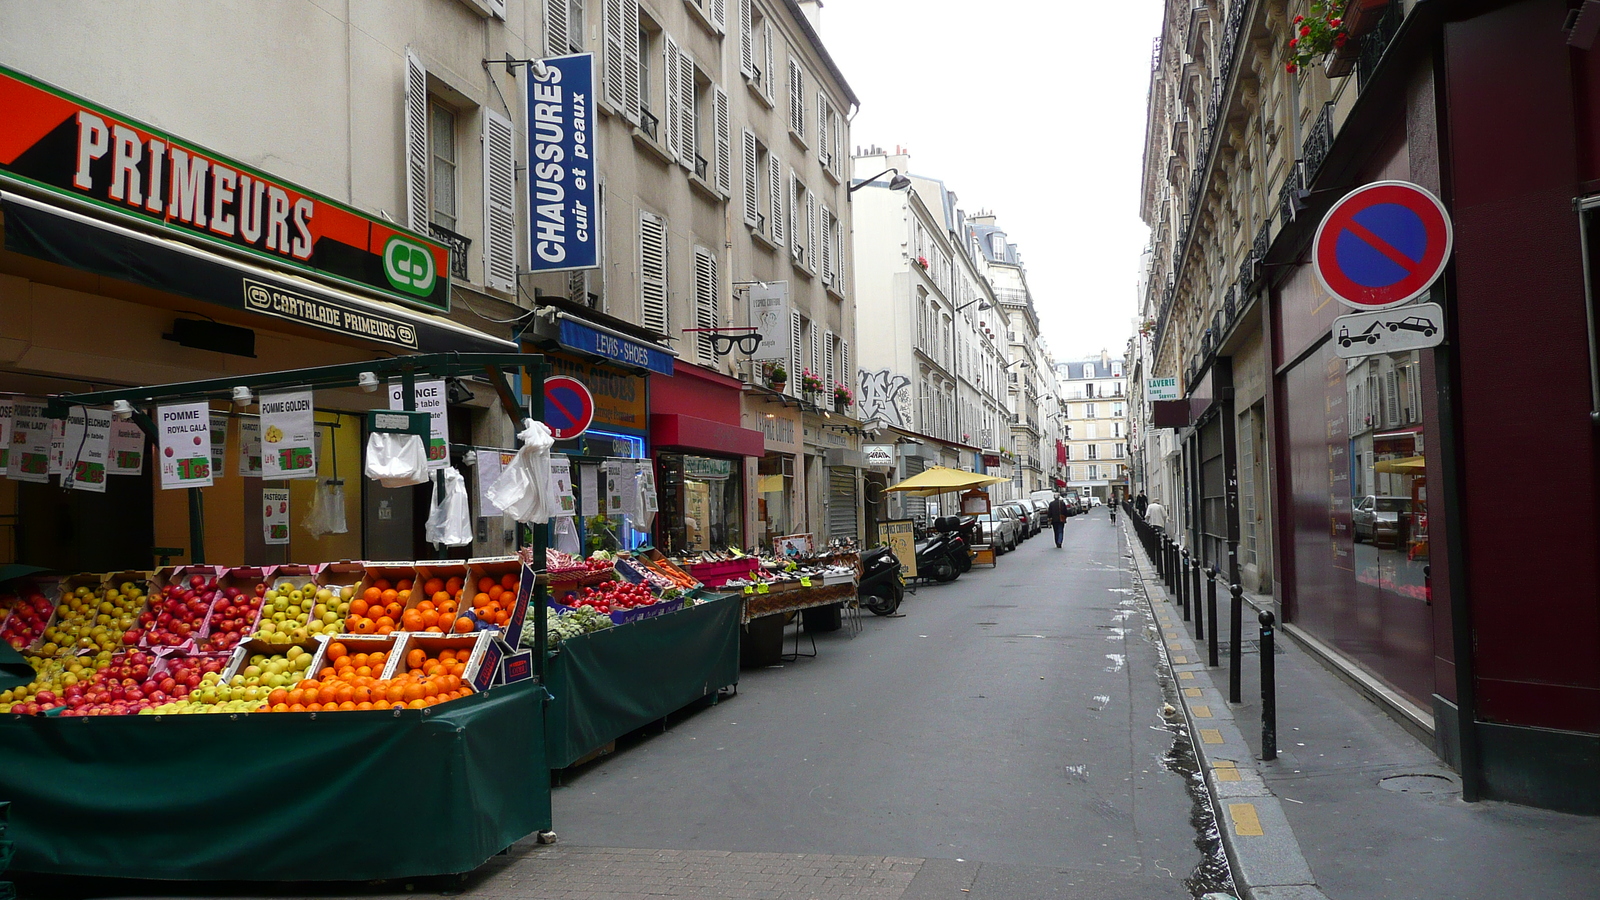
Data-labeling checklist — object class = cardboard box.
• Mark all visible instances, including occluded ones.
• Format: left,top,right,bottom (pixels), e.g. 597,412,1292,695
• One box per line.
388,631,494,687
246,567,319,642
193,567,273,654
466,556,534,646
350,563,421,635
498,646,534,684
220,636,325,683
306,633,399,679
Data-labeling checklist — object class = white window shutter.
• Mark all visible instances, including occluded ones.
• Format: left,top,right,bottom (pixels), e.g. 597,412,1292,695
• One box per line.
714,87,731,196
663,36,682,162
639,211,669,334
805,190,817,273
789,171,800,260
403,49,429,233
817,92,828,160
482,108,517,293
840,340,850,398
602,0,626,111
694,247,719,364
487,0,508,19
824,330,835,386
742,130,760,226
762,21,776,100
789,310,803,396
709,0,727,33
769,154,785,245
809,323,820,381
819,205,831,281
544,0,570,57
738,0,754,76
677,49,696,168
831,110,843,175
622,0,641,124
788,58,803,136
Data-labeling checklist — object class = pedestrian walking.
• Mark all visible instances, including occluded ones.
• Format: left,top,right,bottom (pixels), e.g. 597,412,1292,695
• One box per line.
1136,491,1148,517
1146,499,1167,536
1048,494,1072,548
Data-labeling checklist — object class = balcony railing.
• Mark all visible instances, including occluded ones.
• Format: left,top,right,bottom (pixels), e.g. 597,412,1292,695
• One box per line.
694,155,709,181
1303,101,1336,185
427,222,471,281
639,108,660,141
1356,2,1405,92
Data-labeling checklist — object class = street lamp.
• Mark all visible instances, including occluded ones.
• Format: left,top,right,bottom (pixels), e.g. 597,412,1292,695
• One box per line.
849,168,912,194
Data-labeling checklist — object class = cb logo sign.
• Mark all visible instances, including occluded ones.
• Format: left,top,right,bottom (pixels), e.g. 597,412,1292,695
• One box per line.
383,235,438,297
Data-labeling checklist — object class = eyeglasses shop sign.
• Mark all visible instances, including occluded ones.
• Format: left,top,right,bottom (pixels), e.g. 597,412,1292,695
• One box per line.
526,54,598,272
1147,377,1180,401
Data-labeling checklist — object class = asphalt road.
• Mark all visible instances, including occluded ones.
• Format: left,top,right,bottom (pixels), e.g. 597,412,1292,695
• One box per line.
551,510,1214,898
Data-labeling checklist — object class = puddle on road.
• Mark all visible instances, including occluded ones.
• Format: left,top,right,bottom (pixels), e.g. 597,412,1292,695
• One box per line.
1104,653,1126,672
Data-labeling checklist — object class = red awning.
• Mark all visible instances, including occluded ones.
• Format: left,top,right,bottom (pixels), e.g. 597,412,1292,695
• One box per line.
650,414,765,458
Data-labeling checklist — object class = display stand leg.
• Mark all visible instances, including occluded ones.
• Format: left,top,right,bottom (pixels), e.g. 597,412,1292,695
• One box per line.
782,613,818,661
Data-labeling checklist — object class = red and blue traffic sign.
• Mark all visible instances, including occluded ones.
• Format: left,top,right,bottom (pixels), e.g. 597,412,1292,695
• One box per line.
1313,181,1452,310
543,376,594,440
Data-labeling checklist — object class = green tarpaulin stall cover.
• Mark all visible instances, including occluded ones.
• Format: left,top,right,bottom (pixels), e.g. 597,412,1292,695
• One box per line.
0,679,549,882
544,593,740,769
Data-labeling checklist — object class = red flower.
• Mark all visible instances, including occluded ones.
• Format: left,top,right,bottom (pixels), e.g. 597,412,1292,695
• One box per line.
1293,14,1304,23
1330,17,1342,27
1300,25,1312,36
1285,62,1298,73
1289,37,1298,47
1334,32,1348,47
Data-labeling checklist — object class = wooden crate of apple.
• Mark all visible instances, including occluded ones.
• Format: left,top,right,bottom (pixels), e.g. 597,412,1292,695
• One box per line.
251,579,353,644
1,581,56,650
42,576,146,656
133,572,220,649
563,579,661,617
0,653,92,714
54,650,221,716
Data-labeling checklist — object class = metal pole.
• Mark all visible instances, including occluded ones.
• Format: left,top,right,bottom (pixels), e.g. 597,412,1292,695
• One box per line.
1180,546,1191,620
1206,565,1219,666
1229,581,1244,704
1260,608,1277,761
187,487,206,564
1192,554,1204,640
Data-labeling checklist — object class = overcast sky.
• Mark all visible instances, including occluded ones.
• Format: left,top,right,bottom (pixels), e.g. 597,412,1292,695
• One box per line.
819,0,1164,365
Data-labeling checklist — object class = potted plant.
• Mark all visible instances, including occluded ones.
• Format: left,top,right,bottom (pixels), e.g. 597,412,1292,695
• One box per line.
1284,1,1354,77
800,368,826,400
915,255,929,271
768,363,787,389
832,382,853,413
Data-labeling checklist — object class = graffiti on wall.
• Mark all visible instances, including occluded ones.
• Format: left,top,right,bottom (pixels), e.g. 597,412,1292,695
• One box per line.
858,369,910,428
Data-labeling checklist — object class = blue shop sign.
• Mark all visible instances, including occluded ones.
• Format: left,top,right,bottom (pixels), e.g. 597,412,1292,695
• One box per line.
558,318,673,375
526,53,599,272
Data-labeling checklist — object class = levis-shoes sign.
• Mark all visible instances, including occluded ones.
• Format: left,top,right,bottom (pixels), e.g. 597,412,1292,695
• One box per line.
0,65,450,312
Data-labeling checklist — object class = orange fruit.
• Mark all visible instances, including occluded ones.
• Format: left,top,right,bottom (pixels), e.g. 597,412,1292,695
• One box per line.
476,576,493,593
425,626,442,633
374,699,391,710
424,578,444,596
351,653,369,667
288,703,305,712
401,609,425,631
376,624,393,635
488,585,504,601
495,609,510,625
417,600,435,614
398,589,410,602
374,578,393,591
453,616,473,633
501,574,518,591
473,592,491,608
423,609,442,628
357,701,373,710
432,591,450,605
386,682,407,703
439,649,456,662
352,618,375,634
316,685,338,704
397,579,413,591
352,686,372,703
327,642,348,661
385,601,404,619
350,598,370,617
439,599,457,615
370,651,387,665
407,648,426,670
355,665,373,678
362,587,382,603
380,589,398,605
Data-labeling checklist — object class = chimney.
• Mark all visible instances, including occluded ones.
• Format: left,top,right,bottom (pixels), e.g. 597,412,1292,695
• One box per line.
797,0,822,29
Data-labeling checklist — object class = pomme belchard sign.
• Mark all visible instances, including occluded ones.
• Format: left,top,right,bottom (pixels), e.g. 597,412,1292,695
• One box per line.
0,65,450,311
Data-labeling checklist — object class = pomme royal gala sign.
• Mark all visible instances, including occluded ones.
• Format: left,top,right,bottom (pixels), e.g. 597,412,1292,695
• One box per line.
0,65,450,312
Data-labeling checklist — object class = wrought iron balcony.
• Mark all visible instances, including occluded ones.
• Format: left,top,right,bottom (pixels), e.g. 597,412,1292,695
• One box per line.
1357,2,1404,92
1303,101,1336,184
639,108,660,141
695,155,709,181
427,222,471,281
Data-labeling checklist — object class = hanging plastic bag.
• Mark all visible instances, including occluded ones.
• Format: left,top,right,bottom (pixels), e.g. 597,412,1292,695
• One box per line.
485,419,557,524
425,467,473,547
302,480,331,538
365,432,429,488
302,478,348,538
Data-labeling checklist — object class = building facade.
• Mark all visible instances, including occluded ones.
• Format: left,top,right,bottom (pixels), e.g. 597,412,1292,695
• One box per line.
1056,352,1129,503
1136,0,1600,813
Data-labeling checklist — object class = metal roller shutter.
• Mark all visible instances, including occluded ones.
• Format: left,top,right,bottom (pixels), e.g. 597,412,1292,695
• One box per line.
902,456,927,522
827,467,857,541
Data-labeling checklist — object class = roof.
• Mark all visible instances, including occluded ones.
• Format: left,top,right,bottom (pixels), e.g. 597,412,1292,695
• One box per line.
1057,359,1122,379
783,1,860,109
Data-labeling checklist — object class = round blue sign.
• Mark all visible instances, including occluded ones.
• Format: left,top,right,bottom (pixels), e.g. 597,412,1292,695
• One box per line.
543,376,594,440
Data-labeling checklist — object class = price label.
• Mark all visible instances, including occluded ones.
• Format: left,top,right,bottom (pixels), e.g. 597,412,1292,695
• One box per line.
743,585,753,594
757,583,769,594
800,577,812,587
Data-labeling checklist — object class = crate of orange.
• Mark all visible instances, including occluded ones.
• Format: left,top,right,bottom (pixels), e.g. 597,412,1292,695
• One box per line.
342,565,418,635
468,556,534,646
267,636,473,712
393,632,494,686
412,562,470,634
452,570,524,636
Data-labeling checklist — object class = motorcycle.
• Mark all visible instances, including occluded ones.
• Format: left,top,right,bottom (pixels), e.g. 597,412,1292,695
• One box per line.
936,515,975,574
858,545,905,615
913,520,962,584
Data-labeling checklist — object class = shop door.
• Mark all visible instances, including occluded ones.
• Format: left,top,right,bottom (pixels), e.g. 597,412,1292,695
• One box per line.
1199,414,1227,568
826,467,858,543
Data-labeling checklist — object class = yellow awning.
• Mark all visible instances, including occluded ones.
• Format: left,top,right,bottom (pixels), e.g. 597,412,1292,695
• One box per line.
1373,455,1426,474
885,466,1009,497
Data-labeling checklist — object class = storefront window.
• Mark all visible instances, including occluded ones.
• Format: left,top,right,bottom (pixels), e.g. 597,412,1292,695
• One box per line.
659,453,744,554
756,454,792,547
1347,350,1429,600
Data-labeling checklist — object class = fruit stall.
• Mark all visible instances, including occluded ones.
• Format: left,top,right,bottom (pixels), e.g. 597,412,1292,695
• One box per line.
673,544,862,664
0,353,559,882
537,549,741,769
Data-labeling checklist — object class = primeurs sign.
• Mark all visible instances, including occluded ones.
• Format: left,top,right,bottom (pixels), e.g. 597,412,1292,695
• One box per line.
0,65,450,312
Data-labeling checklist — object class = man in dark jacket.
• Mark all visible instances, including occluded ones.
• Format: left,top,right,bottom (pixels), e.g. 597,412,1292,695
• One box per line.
1136,492,1148,517
1048,495,1072,548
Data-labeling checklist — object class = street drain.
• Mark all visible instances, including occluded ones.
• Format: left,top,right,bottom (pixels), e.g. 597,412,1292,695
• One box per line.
976,621,998,626
1379,772,1460,794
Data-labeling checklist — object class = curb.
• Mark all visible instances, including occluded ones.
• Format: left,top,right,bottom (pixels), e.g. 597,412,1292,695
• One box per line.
1122,525,1329,900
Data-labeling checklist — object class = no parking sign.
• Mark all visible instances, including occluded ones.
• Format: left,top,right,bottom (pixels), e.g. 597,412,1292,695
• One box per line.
543,376,594,440
1313,181,1452,310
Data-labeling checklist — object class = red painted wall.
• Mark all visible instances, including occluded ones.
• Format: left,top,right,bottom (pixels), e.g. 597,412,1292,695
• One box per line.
1444,0,1600,732
650,360,745,426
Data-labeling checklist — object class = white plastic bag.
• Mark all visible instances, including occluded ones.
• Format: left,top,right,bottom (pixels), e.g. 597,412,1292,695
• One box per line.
485,419,557,524
302,478,349,538
365,432,429,488
425,467,473,547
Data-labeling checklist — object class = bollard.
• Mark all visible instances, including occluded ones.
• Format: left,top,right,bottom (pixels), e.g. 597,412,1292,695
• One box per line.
1163,537,1173,588
1206,566,1219,667
1229,581,1244,704
1191,555,1204,641
1155,533,1165,580
1179,547,1191,619
1260,608,1277,761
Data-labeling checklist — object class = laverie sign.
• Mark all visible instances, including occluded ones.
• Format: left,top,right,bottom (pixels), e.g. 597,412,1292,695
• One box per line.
1147,377,1180,401
0,65,450,311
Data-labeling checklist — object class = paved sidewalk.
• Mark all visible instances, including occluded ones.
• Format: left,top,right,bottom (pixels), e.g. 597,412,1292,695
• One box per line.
1123,523,1600,900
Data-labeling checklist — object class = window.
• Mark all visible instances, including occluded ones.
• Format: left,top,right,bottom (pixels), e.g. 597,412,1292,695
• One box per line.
1083,364,1095,379
428,101,457,231
1111,361,1123,377
1088,464,1099,480
1088,444,1099,460
639,210,668,334
1085,382,1096,398
1113,421,1123,438
663,37,696,168
742,130,764,227
768,152,785,247
1113,402,1124,418
658,453,742,554
601,0,643,124
637,27,654,129
693,245,719,364
1085,403,1097,419
1115,443,1125,458
544,0,586,56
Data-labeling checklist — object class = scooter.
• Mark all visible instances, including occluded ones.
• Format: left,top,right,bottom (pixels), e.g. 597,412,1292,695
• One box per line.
936,516,975,574
914,520,962,584
859,545,905,615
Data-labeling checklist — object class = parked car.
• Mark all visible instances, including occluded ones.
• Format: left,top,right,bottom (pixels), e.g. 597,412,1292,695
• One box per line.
1353,495,1411,546
1001,502,1039,538
976,510,1020,553
1060,492,1082,515
1027,498,1051,531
